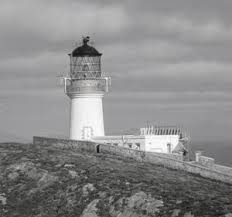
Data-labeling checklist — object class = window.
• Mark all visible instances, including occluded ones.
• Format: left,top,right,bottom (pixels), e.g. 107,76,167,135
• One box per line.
113,143,118,146
82,64,89,71
135,143,140,150
128,143,132,148
167,143,172,153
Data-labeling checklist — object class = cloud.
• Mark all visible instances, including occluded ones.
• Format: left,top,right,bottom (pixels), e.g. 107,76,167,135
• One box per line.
106,91,232,116
1,0,232,143
0,0,127,59
159,17,232,43
131,61,232,79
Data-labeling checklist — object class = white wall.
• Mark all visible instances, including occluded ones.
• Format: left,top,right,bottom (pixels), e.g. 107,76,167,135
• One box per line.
69,93,104,140
93,135,146,151
144,135,179,153
93,134,180,154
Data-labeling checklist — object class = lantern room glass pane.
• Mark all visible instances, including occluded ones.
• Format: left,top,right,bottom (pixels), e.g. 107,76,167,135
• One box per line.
70,56,101,79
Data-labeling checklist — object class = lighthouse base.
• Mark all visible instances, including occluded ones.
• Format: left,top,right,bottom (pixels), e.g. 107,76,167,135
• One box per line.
69,93,105,140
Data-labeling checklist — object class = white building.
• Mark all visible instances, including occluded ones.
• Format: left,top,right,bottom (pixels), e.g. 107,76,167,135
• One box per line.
63,36,110,140
93,126,188,154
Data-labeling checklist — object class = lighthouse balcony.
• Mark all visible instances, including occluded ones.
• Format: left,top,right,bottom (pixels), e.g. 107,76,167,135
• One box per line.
64,77,110,94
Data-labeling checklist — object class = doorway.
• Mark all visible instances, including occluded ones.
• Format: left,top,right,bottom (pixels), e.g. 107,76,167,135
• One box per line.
96,144,100,153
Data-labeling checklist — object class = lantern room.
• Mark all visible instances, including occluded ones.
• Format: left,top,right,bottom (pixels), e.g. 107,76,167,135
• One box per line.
69,36,102,79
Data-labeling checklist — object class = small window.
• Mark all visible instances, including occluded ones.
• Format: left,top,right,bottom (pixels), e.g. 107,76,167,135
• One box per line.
167,143,172,153
128,143,132,148
179,133,183,139
106,143,111,146
135,143,140,150
113,143,118,146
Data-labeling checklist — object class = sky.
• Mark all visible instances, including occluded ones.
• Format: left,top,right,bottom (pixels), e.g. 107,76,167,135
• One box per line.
1,0,232,145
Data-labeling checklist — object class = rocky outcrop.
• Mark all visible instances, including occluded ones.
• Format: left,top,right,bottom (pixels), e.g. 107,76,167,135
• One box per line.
0,143,232,216
109,191,163,217
81,199,99,217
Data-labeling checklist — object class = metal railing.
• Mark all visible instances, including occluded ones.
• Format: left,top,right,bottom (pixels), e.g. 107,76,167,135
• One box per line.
63,77,111,94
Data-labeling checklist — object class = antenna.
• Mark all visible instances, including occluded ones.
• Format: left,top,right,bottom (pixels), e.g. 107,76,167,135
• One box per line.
89,33,96,45
89,36,95,46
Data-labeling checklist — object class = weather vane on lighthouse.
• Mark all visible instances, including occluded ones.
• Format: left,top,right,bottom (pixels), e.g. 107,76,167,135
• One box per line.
63,36,111,140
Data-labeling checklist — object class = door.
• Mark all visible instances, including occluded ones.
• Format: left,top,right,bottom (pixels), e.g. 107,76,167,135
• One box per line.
82,126,93,140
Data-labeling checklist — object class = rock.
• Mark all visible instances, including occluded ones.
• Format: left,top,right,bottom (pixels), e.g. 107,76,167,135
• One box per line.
81,199,99,217
127,191,163,212
82,183,95,197
64,164,75,168
68,170,79,178
27,167,41,180
68,184,78,192
225,214,232,217
110,191,163,217
37,172,58,189
7,161,42,180
108,196,114,204
183,211,194,217
127,191,147,208
27,172,58,195
98,191,107,198
0,193,7,205
172,209,181,217
55,163,62,168
7,171,19,180
7,162,34,173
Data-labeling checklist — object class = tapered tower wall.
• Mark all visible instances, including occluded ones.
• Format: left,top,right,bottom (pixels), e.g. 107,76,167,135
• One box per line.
69,93,104,140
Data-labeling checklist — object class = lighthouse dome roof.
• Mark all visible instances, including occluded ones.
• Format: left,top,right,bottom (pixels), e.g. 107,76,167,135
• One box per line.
71,36,102,57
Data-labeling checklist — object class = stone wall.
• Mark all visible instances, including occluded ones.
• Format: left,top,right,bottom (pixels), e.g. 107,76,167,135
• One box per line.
194,153,232,178
99,143,183,161
214,164,232,177
33,136,232,184
33,136,97,153
198,155,215,168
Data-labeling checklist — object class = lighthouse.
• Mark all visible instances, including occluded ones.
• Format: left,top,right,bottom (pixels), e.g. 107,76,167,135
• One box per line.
64,36,110,140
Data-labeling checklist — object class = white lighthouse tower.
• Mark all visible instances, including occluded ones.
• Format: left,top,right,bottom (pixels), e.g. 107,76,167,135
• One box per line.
64,37,110,140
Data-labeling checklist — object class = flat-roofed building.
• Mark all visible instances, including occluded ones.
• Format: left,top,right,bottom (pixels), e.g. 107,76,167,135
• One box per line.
93,126,189,154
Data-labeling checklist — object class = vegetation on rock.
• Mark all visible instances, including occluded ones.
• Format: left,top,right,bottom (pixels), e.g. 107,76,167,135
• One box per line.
0,143,232,216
